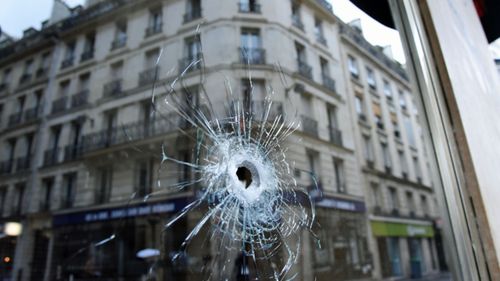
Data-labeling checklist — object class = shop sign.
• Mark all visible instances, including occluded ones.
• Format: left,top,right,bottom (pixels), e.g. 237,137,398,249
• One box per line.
315,196,366,212
53,197,188,227
371,221,434,237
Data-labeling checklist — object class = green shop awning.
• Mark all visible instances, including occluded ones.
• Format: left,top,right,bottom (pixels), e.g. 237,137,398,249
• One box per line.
371,221,434,238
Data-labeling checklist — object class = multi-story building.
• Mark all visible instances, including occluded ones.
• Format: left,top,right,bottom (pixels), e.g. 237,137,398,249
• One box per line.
0,0,443,280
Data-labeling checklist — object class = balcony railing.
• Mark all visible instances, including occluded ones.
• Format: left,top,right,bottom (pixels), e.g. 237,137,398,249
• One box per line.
43,148,60,167
61,56,74,69
317,35,327,46
145,24,163,37
36,68,48,79
376,121,385,130
322,75,336,92
139,66,160,86
52,96,68,114
8,112,22,127
81,112,184,153
183,9,202,23
15,156,31,172
64,144,83,162
80,49,94,62
24,106,40,122
71,90,89,108
385,165,392,174
232,101,284,122
19,73,32,85
292,16,304,30
103,79,123,98
297,61,312,79
238,2,261,13
329,126,343,146
239,47,266,64
301,115,318,137
0,160,13,175
111,37,127,50
179,54,202,73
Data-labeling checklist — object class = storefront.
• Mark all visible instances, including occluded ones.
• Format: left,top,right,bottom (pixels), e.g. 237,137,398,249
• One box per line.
371,220,437,279
0,221,22,281
312,196,371,281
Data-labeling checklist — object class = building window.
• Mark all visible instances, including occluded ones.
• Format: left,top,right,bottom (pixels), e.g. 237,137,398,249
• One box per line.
381,142,392,173
314,17,326,45
413,156,422,183
295,42,311,79
180,36,202,72
371,183,382,212
62,172,77,208
14,183,25,215
398,90,407,109
372,103,384,129
0,186,6,216
348,55,359,78
178,150,191,182
239,0,261,13
398,150,408,179
383,79,393,100
0,68,11,90
37,53,50,77
291,0,303,30
363,135,374,165
240,28,264,64
355,94,365,119
406,191,415,217
306,149,320,185
111,21,127,50
333,158,346,193
184,0,202,23
136,159,154,197
61,42,75,69
366,67,376,89
41,177,53,211
404,115,416,147
146,8,163,37
421,195,429,216
96,167,112,204
388,187,399,214
20,59,34,84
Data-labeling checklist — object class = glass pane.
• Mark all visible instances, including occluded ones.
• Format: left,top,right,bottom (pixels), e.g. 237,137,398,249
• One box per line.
0,0,477,281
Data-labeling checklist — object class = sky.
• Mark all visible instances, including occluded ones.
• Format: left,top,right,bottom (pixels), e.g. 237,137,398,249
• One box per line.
0,0,497,63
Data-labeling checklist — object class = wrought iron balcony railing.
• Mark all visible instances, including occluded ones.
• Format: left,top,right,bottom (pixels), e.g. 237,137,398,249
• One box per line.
8,112,22,127
64,144,83,162
111,37,127,50
297,60,312,79
238,2,261,13
36,68,48,79
292,16,304,30
103,79,123,98
19,73,32,85
15,156,31,172
317,35,327,46
0,160,13,175
183,9,202,23
145,24,163,37
71,90,89,108
80,49,94,62
301,115,318,137
24,106,40,122
322,75,336,92
139,66,160,86
329,126,343,146
239,47,266,64
61,56,74,69
52,96,68,114
43,148,60,167
179,54,202,73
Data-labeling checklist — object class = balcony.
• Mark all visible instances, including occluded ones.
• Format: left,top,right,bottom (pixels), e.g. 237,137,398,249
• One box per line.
292,16,304,30
183,9,202,23
317,35,327,46
297,61,312,79
322,75,336,92
19,73,32,85
80,49,94,62
394,129,401,139
8,112,22,127
145,24,163,37
238,101,283,122
301,115,318,137
385,165,392,174
51,96,68,114
71,90,89,108
64,144,83,162
329,126,343,146
239,47,266,64
15,156,31,172
376,121,385,130
238,2,261,13
139,67,160,86
81,112,183,153
0,160,13,175
35,68,48,79
23,106,40,122
111,37,127,50
366,160,375,169
179,54,202,73
103,79,123,98
61,56,74,69
43,149,60,167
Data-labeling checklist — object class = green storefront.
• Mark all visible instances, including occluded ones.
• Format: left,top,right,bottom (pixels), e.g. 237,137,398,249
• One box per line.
371,221,435,278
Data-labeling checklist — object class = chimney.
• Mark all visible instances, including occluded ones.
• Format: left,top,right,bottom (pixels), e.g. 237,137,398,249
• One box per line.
48,0,72,24
348,19,363,35
382,45,394,59
23,27,38,38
